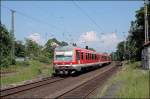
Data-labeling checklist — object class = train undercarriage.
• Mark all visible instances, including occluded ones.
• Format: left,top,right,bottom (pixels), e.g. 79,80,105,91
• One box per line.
52,62,111,76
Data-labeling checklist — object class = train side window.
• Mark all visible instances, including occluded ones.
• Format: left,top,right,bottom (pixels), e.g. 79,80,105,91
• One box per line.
81,52,83,60
89,53,91,60
104,56,106,60
102,56,105,60
86,53,88,60
92,54,94,60
90,53,92,60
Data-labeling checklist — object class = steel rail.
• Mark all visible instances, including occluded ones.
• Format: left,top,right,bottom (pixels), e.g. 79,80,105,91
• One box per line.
55,65,119,98
0,77,65,97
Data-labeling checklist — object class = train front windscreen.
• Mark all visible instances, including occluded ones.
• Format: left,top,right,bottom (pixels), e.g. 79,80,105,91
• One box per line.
55,51,73,62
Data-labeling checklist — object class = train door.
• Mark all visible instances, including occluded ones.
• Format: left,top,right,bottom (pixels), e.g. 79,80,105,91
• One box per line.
80,52,84,64
76,50,80,64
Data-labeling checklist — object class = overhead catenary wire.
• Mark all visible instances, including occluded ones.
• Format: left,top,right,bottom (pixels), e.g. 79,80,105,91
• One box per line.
72,1,106,47
1,5,74,46
33,7,71,43
72,1,103,34
1,5,70,37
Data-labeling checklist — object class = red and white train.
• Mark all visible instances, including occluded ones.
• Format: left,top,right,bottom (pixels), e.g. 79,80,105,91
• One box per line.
53,46,111,75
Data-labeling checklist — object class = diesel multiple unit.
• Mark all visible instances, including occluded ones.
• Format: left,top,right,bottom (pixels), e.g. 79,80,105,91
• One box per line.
53,46,111,75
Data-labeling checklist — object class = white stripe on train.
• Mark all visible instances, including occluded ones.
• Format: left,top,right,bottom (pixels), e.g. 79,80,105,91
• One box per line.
54,61,111,71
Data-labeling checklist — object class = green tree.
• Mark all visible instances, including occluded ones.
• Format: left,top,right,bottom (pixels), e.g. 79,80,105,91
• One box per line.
44,38,68,59
117,41,125,61
15,41,25,57
44,38,58,59
25,39,41,58
88,48,95,51
114,3,150,61
0,24,12,67
60,41,68,46
127,3,150,60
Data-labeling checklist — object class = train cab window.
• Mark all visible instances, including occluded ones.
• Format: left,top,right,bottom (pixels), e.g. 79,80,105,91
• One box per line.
81,52,84,60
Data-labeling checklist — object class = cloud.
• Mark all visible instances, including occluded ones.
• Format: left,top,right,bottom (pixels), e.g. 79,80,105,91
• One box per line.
79,31,99,43
100,33,120,46
77,31,122,52
98,32,122,51
28,33,44,45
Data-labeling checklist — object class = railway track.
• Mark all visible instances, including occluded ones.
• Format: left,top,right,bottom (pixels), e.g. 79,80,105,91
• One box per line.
0,76,65,98
0,62,120,98
55,66,119,98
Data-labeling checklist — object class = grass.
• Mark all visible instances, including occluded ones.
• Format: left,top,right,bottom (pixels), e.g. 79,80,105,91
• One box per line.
99,61,149,98
0,60,53,86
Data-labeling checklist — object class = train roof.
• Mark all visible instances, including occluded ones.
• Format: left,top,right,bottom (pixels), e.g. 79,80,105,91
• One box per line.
55,46,110,56
55,46,93,52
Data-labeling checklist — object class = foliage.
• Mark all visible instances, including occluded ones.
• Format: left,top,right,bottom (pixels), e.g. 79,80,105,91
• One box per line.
1,27,69,67
88,47,96,51
99,62,149,98
0,24,13,67
113,3,150,61
37,54,51,64
25,39,41,59
116,62,149,98
15,41,26,57
16,61,30,66
60,41,68,46
44,38,68,59
0,60,53,86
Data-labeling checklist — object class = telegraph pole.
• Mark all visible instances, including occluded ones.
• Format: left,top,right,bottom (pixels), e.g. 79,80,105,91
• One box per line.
11,9,15,62
145,0,149,43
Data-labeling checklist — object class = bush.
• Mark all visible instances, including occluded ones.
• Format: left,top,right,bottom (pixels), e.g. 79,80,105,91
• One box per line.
37,69,42,74
38,55,51,64
0,56,12,68
16,61,30,67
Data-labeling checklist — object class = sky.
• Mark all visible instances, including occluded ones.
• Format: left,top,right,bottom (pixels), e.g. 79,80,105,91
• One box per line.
1,1,144,53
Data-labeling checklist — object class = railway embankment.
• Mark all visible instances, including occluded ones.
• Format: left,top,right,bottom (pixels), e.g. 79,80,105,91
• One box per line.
99,61,149,98
0,60,53,89
0,62,118,98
